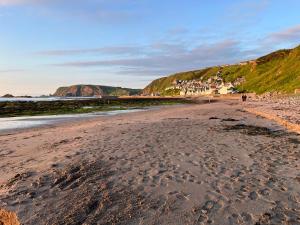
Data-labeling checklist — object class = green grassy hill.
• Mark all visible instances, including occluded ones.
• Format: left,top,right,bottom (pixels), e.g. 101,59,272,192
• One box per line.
143,45,300,95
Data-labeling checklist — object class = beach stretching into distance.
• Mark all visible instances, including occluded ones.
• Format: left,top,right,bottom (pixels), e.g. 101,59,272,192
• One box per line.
0,98,299,225
1,1,300,224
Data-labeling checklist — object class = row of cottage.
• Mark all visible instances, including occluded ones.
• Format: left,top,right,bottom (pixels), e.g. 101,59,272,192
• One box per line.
165,74,240,96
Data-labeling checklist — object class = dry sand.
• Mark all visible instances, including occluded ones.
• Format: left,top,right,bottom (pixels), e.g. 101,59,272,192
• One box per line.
0,208,20,225
0,100,300,225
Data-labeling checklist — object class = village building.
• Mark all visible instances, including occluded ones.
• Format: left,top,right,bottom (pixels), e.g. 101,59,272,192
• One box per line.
218,83,235,94
166,71,239,96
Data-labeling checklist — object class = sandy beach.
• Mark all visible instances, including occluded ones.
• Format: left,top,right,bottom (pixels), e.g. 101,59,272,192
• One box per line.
0,100,300,225
245,95,300,134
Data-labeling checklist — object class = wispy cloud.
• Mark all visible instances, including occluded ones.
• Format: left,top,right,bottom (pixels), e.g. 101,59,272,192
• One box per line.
37,46,144,56
116,68,175,77
0,0,143,24
0,69,24,73
0,0,139,5
223,0,270,27
167,27,189,36
0,0,102,6
38,23,300,78
0,0,45,6
39,43,189,57
267,24,300,44
249,24,300,53
51,40,253,76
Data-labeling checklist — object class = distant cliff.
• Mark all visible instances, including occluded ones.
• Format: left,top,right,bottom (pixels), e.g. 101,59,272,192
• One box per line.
2,94,14,98
53,85,141,97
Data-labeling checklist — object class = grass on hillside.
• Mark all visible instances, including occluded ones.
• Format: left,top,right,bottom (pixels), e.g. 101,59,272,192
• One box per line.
144,45,300,95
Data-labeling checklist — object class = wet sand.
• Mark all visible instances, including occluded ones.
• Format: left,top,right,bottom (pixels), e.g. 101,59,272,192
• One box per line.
0,100,300,224
0,108,146,133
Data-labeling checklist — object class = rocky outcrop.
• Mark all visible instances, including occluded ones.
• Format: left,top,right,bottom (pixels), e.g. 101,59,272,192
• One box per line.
54,85,103,97
2,94,14,98
53,85,141,97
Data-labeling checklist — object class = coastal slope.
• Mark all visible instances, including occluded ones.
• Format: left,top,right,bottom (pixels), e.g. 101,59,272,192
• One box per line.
144,45,300,95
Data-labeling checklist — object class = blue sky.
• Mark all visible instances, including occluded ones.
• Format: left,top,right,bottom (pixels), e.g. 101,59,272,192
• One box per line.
0,0,300,95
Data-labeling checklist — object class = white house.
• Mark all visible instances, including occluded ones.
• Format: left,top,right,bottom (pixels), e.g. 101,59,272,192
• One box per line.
218,83,235,94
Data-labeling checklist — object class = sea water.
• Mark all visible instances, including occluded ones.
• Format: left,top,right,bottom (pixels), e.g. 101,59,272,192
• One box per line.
0,97,100,102
0,108,145,132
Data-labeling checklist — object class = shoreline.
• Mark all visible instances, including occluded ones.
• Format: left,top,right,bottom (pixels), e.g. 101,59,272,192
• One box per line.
244,107,300,134
0,107,148,134
0,97,192,118
0,99,299,225
0,104,194,136
244,95,300,134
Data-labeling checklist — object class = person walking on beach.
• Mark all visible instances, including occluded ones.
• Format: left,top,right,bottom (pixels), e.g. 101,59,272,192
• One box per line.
242,94,247,102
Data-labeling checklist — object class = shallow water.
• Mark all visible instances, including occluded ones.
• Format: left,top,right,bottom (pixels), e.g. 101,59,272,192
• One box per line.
0,97,100,102
0,108,145,132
